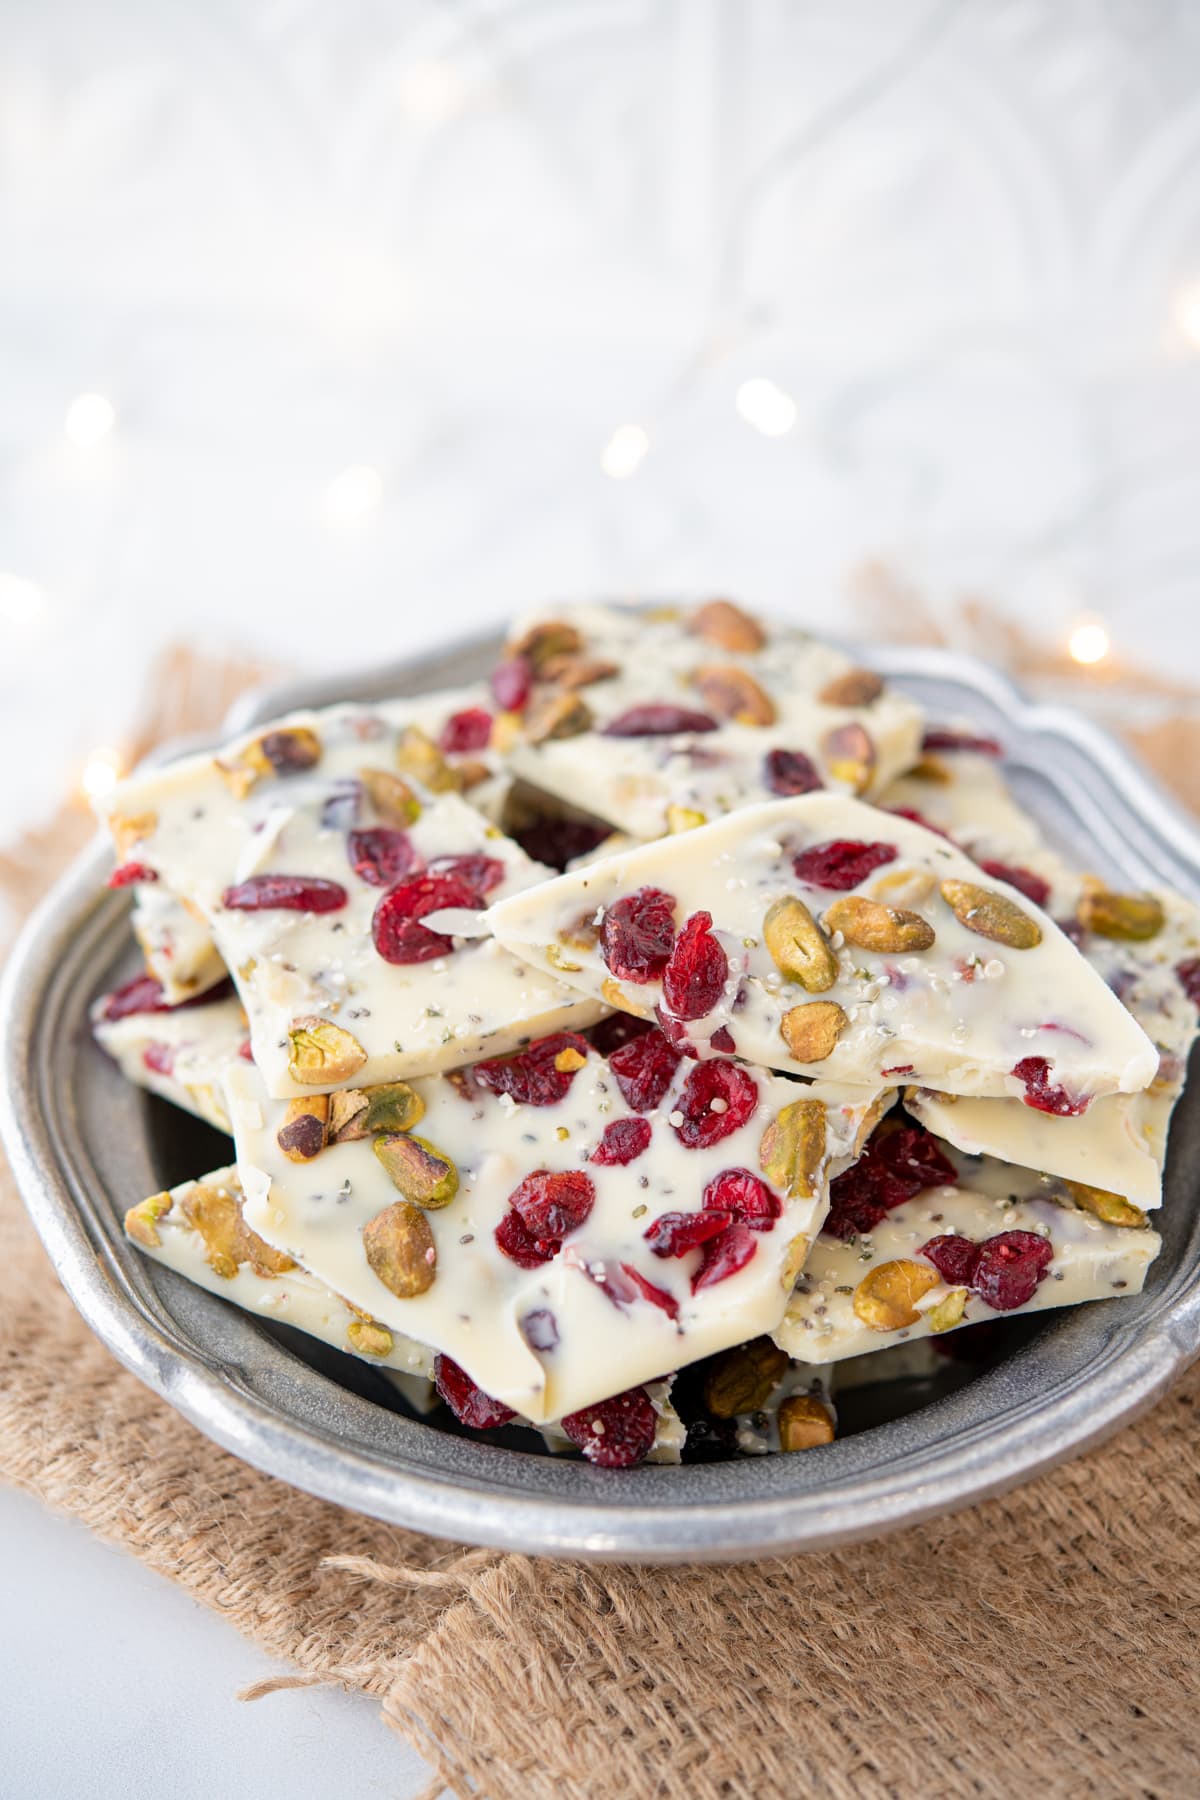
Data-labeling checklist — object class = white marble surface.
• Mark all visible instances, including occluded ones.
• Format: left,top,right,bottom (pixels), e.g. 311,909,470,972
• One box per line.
0,1486,432,1799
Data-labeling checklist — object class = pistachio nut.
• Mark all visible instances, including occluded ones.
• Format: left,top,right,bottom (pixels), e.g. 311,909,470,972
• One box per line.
763,896,839,991
346,1318,395,1359
687,597,766,652
691,664,777,726
124,1191,172,1250
363,1200,437,1299
396,726,461,793
328,1089,371,1142
287,1016,368,1086
702,1338,790,1418
759,1098,827,1199
1063,1179,1148,1230
545,943,584,973
373,1132,459,1208
777,1394,836,1451
538,652,619,689
817,668,883,708
276,1094,330,1163
245,725,322,778
925,1287,969,1334
852,1259,940,1331
666,804,707,834
508,620,584,671
180,1183,295,1281
940,879,1041,950
1076,883,1165,942
824,894,935,953
359,766,421,826
779,1233,812,1292
361,1082,426,1135
523,690,594,744
553,1046,588,1074
111,811,157,858
780,1000,848,1063
820,721,876,794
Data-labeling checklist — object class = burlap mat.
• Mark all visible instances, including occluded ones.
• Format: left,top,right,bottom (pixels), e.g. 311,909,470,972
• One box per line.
3,648,1200,1799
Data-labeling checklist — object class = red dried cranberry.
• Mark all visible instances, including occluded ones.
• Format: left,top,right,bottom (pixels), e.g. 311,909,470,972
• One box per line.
602,705,719,737
888,806,952,839
347,827,418,888
371,873,479,964
426,853,506,896
589,1013,654,1057
979,860,1051,909
825,1120,958,1240
1011,1055,1091,1117
561,1388,658,1469
107,861,157,889
764,748,823,796
508,1169,596,1240
972,1230,1053,1311
494,1209,554,1269
921,730,1003,756
792,839,898,890
710,1024,736,1054
692,1221,758,1292
599,886,677,983
433,1355,516,1429
238,1039,254,1060
654,1007,699,1054
438,707,493,754
1177,958,1200,1007
99,973,170,1022
702,1167,782,1232
474,1031,591,1105
222,874,348,913
141,1042,175,1076
671,1062,758,1149
644,1208,734,1258
490,656,533,712
920,1234,981,1287
661,911,728,1020
590,1116,653,1167
609,1028,682,1112
620,1264,680,1321
511,816,611,871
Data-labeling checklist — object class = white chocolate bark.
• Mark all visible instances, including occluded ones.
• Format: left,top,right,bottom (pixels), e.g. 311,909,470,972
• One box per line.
502,602,924,837
130,884,228,1004
92,982,246,1134
97,700,602,1098
774,1152,1160,1364
488,794,1158,1106
227,1050,888,1424
877,747,1200,1206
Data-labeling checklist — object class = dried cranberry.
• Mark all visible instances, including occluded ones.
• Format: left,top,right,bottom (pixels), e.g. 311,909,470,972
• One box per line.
277,1110,325,1159
347,827,418,888
222,874,348,913
764,748,824,796
590,1116,653,1167
490,656,533,712
474,1031,592,1105
141,1042,174,1076
520,1308,559,1351
888,806,952,839
791,839,898,890
710,1025,736,1054
371,873,480,964
602,705,718,737
511,816,611,871
921,729,1003,756
426,853,506,896
1177,958,1200,1007
702,1167,782,1232
1011,1055,1091,1117
99,973,170,1022
588,1012,653,1056
107,861,157,889
438,707,493,754
671,1062,758,1149
644,1208,735,1258
692,1221,758,1292
599,887,677,983
433,1355,516,1430
494,1210,554,1268
620,1264,680,1321
560,1387,658,1468
979,860,1051,909
508,1169,596,1240
825,1120,958,1239
972,1230,1053,1311
654,1007,699,1054
238,1039,254,1060
661,911,728,1020
920,1234,981,1287
609,1028,682,1112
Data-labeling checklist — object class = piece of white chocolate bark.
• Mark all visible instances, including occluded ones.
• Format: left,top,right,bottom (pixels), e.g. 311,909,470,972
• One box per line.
92,975,246,1134
774,1147,1160,1364
488,794,1158,1108
97,701,602,1098
498,601,925,838
226,1041,889,1424
129,883,229,1004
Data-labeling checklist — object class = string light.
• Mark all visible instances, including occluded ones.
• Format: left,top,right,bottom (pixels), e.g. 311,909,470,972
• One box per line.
600,425,650,480
735,378,796,437
397,61,469,127
80,747,125,798
1173,283,1200,349
1067,617,1111,666
323,464,383,525
64,393,116,449
0,572,42,624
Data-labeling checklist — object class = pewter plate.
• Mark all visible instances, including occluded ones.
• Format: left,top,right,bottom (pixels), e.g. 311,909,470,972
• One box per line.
4,633,1200,1563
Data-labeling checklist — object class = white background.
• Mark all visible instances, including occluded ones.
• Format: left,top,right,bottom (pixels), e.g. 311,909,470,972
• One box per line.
3,2,1200,1793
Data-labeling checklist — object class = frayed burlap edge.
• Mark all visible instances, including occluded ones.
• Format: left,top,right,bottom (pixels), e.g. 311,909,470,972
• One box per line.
3,647,1200,1800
